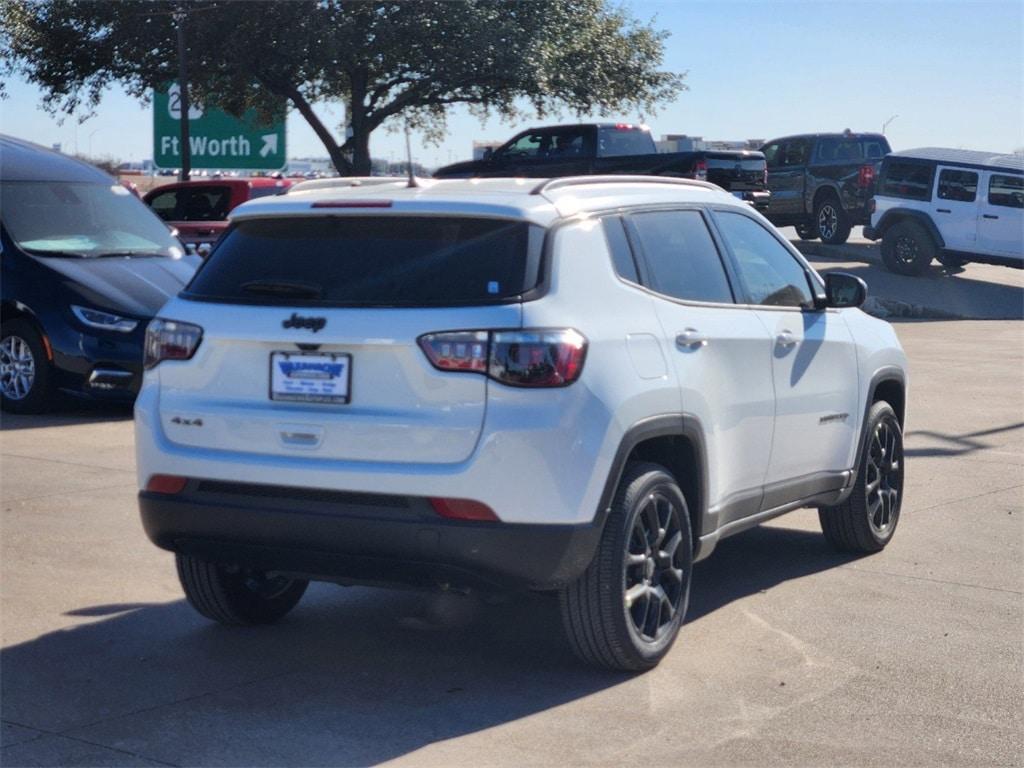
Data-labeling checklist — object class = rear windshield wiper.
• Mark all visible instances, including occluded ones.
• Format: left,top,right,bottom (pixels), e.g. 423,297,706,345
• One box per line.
240,280,324,299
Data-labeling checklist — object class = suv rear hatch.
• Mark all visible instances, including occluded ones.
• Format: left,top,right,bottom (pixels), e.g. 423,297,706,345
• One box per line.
156,215,544,464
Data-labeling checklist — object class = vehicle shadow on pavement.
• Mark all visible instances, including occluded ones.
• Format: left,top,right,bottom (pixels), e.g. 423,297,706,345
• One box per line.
905,421,1024,458
0,402,133,431
0,525,857,765
689,524,857,622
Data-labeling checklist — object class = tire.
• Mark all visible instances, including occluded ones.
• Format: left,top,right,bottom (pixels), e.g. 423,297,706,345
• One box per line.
560,462,693,672
176,554,308,625
880,220,936,276
795,223,818,241
814,195,852,244
1,318,54,414
819,401,904,553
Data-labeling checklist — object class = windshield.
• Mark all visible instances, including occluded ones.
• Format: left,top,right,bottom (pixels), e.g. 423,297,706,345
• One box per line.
185,216,545,307
0,181,182,258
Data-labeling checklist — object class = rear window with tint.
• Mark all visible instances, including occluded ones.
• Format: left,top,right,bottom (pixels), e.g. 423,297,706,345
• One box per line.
879,160,935,201
185,216,544,306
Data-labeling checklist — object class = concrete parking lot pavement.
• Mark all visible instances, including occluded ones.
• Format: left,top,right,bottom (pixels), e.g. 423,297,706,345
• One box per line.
2,321,1022,767
785,226,1024,321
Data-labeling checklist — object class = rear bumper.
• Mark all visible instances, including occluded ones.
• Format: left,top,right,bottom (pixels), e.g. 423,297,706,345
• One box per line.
139,482,603,591
731,189,771,211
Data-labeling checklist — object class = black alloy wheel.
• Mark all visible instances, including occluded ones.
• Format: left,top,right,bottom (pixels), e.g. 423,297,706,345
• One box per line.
819,401,904,553
560,462,692,671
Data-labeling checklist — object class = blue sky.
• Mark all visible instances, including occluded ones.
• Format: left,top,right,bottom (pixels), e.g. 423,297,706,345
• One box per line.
1,0,1021,167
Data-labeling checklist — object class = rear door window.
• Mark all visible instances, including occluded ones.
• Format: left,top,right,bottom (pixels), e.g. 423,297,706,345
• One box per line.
937,169,979,202
185,216,544,306
597,126,655,157
988,174,1024,208
879,160,935,201
177,187,232,221
626,210,734,303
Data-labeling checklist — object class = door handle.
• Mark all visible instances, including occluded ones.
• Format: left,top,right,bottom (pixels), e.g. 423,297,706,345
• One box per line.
675,329,708,348
776,331,797,348
936,208,952,214
983,214,999,220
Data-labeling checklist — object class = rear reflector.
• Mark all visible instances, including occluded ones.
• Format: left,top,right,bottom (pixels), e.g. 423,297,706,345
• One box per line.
146,474,188,494
311,200,393,208
430,497,499,522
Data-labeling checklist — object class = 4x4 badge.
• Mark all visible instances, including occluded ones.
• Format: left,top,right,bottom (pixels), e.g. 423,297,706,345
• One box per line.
282,313,326,333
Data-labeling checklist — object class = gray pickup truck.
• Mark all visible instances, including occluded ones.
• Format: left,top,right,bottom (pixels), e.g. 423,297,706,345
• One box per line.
433,123,770,210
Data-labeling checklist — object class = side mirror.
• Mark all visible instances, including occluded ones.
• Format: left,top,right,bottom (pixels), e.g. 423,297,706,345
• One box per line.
197,243,212,259
822,272,867,309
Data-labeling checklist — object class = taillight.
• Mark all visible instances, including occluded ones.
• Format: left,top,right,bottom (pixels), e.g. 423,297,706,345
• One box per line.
430,497,498,522
857,164,876,189
763,166,769,186
695,159,708,181
144,318,203,369
418,328,587,388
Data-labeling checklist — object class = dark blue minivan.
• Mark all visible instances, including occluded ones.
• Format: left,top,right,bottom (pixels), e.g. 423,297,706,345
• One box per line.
1,135,200,412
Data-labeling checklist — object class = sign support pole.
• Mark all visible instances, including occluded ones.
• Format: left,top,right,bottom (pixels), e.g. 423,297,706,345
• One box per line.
174,4,191,182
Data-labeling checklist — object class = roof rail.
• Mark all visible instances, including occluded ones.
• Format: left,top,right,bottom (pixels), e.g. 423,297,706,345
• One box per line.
529,175,720,197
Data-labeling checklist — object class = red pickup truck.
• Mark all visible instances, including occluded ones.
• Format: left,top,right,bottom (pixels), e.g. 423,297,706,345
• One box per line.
143,178,292,252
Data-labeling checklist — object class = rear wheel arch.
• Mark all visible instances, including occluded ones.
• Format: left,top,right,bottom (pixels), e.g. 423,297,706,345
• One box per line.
876,209,944,248
597,415,707,548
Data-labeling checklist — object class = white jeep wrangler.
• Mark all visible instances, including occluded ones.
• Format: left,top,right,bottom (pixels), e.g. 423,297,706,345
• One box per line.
135,176,908,671
866,148,1023,275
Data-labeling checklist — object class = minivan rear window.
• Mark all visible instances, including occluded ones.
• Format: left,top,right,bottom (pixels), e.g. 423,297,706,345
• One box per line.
184,216,545,306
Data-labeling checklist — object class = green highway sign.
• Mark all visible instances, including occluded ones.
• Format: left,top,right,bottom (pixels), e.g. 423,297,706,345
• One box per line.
153,85,286,170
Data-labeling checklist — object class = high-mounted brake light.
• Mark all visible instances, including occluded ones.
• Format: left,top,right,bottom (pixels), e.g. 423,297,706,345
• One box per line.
418,329,587,388
694,159,708,181
144,318,203,369
311,200,393,208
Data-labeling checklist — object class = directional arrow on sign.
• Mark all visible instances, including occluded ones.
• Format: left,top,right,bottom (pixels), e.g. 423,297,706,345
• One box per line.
260,134,278,158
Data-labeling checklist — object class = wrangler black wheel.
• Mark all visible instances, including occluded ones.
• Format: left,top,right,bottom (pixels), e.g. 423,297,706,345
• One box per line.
819,401,904,553
560,462,692,671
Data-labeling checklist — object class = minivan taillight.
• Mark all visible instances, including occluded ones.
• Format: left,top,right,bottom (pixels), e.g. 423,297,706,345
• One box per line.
144,318,203,369
857,164,876,189
418,329,587,388
694,159,708,181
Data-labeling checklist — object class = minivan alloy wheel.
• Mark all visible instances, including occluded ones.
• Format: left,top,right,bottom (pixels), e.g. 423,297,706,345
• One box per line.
624,491,686,642
0,335,35,401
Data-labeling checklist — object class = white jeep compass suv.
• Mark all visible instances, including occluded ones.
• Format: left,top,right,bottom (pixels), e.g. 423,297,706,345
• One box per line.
135,176,908,671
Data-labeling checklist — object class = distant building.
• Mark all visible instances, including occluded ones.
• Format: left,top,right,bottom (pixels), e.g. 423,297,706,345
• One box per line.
657,135,766,153
473,140,502,160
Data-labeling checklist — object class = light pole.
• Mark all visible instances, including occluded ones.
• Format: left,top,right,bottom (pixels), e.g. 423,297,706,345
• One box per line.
173,3,191,181
88,128,100,157
882,114,899,135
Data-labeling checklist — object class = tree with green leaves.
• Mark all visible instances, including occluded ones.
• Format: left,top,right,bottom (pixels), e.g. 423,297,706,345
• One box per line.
1,0,685,174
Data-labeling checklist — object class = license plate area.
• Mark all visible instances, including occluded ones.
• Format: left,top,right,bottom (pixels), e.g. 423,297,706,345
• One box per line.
270,352,351,404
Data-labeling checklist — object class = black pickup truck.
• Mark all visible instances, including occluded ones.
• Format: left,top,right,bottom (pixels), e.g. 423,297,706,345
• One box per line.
759,131,891,244
434,123,770,209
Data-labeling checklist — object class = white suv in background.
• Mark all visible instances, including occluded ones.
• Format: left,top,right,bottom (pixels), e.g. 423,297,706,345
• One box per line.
865,148,1024,275
135,176,908,671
